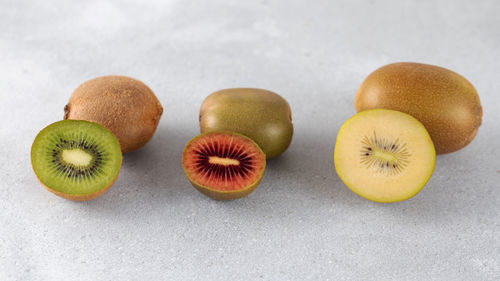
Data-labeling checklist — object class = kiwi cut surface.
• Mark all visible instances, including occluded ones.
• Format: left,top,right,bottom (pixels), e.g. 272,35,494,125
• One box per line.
31,120,122,201
334,109,435,203
182,132,266,200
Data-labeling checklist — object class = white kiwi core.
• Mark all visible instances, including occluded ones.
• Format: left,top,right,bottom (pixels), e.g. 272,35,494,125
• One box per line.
62,149,93,167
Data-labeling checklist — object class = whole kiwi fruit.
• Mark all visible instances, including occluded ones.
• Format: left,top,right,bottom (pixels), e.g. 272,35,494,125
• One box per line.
64,75,163,153
354,62,482,154
200,88,293,159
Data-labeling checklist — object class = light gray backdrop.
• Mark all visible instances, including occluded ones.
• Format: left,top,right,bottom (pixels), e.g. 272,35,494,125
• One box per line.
1,0,499,280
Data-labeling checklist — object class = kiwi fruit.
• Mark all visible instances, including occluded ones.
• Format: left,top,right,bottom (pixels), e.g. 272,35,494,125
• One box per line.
334,109,435,203
64,75,163,153
31,120,122,201
199,88,293,159
182,132,266,200
354,62,482,154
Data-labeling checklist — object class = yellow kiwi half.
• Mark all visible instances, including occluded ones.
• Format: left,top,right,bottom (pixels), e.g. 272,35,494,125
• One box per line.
354,62,482,154
334,109,436,203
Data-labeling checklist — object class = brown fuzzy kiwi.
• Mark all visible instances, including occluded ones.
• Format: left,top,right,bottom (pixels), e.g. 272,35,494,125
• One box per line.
200,88,293,159
64,75,163,153
354,62,482,154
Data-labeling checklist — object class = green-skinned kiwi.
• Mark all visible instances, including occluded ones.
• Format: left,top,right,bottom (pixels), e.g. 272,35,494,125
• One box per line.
199,88,293,159
182,132,266,200
31,120,122,201
64,75,163,153
354,62,482,154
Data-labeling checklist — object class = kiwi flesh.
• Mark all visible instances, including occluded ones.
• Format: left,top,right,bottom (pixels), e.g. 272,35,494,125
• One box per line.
31,120,122,201
64,75,163,153
199,88,293,159
354,62,482,154
182,132,266,200
334,109,435,203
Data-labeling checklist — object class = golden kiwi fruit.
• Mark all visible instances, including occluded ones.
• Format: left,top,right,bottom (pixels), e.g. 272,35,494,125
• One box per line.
64,75,163,153
334,109,436,203
200,88,293,159
354,62,482,154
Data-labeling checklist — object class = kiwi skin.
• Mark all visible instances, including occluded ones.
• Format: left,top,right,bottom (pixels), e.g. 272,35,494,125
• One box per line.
64,75,163,153
200,88,293,159
182,131,266,200
354,62,482,154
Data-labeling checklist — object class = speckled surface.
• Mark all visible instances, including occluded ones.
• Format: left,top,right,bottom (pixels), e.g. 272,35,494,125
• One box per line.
1,1,499,280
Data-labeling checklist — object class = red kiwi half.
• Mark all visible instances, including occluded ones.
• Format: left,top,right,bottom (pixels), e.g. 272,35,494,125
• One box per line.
182,132,266,200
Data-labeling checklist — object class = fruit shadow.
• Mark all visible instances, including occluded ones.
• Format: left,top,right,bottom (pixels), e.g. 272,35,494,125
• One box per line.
263,128,354,203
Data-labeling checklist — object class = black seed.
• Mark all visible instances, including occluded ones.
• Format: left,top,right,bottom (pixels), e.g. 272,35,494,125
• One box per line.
365,153,369,156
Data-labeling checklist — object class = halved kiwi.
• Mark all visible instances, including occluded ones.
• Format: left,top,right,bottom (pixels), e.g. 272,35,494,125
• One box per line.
334,109,436,203
182,132,266,200
31,120,122,201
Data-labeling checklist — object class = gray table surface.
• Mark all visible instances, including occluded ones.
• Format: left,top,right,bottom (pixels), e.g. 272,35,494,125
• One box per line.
1,0,499,280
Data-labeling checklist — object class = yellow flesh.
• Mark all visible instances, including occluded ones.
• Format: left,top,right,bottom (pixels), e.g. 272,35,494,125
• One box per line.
62,149,92,167
334,109,435,203
208,156,240,166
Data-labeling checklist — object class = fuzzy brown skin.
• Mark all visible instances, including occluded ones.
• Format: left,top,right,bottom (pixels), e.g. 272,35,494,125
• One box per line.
64,75,163,153
200,88,293,159
354,62,482,154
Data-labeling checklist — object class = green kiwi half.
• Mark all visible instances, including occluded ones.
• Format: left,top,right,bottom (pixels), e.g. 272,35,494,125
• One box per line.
31,120,122,201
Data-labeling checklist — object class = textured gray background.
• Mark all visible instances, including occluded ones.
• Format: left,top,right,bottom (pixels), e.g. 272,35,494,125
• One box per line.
1,0,499,280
